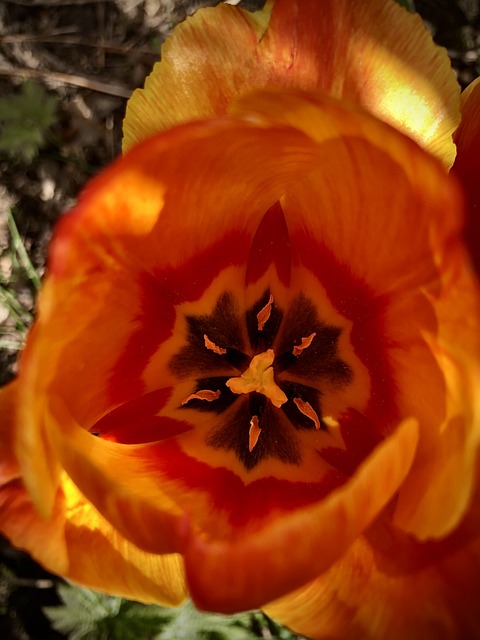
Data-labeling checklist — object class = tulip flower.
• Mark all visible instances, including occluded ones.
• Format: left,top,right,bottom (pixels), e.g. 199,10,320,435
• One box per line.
1,1,480,639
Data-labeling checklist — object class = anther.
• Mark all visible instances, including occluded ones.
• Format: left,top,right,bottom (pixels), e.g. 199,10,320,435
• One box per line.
293,397,321,430
181,389,221,406
249,415,262,452
204,334,227,355
293,332,316,356
257,294,274,331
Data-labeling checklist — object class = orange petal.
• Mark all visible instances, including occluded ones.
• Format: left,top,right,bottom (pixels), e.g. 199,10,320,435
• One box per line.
266,487,480,639
234,89,463,299
123,3,267,150
0,474,187,606
235,89,480,538
123,0,459,166
392,244,480,538
0,382,21,485
0,479,69,575
183,418,418,612
15,118,318,517
453,76,480,276
263,0,459,166
46,397,186,555
0,385,64,574
62,476,187,605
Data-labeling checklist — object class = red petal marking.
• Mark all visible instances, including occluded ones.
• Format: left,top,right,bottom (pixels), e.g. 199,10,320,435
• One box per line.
204,334,227,355
452,80,480,277
248,416,262,452
245,202,291,287
145,440,346,528
91,388,192,445
320,408,384,475
107,229,250,406
294,231,399,432
292,331,316,356
181,390,221,406
256,294,274,331
293,397,321,430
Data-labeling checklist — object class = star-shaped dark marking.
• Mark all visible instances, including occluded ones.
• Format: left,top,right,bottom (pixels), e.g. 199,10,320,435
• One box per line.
168,289,353,470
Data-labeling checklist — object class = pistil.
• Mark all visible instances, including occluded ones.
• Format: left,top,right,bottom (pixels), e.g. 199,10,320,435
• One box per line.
226,349,287,408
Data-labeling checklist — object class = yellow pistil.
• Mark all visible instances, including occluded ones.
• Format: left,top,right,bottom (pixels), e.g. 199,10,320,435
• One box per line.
226,349,287,408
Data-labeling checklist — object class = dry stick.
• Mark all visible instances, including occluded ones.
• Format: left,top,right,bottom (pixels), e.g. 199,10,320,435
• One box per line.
3,0,114,6
1,34,157,56
0,66,131,98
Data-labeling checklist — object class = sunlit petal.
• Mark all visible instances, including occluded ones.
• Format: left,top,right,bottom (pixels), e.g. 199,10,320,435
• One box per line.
124,0,459,165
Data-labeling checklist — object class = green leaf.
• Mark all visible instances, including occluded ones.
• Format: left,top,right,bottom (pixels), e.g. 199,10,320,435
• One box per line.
0,80,58,162
156,600,256,640
44,584,305,640
44,584,122,640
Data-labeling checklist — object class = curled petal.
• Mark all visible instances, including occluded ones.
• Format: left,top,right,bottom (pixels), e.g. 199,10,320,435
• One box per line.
0,387,187,606
0,479,186,606
62,477,187,605
266,489,480,639
184,418,418,612
393,249,480,538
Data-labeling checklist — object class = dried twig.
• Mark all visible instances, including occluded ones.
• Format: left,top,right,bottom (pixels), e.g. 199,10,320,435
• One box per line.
0,66,132,98
3,0,114,6
1,34,158,56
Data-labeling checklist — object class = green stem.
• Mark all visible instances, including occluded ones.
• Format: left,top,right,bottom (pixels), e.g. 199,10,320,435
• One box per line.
7,209,42,291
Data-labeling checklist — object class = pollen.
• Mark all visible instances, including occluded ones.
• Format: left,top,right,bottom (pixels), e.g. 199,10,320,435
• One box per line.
204,334,227,355
226,349,287,408
293,397,321,430
256,294,274,331
248,415,262,452
181,389,221,405
293,332,316,356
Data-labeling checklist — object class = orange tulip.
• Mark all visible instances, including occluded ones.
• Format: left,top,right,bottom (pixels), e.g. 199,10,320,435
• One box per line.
1,1,480,638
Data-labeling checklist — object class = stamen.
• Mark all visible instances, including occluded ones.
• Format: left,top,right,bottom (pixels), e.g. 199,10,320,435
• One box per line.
249,415,262,452
256,294,274,331
293,332,316,356
293,397,321,430
204,334,227,355
181,389,221,406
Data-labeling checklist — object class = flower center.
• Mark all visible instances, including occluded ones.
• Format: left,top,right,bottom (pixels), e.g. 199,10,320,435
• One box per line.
169,289,354,470
226,349,287,408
